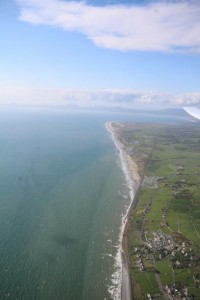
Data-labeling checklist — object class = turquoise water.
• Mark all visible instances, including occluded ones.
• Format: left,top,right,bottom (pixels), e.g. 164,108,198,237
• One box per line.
0,108,190,300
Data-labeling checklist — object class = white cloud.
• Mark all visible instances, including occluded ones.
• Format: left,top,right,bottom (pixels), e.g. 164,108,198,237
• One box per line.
1,86,200,108
16,0,200,54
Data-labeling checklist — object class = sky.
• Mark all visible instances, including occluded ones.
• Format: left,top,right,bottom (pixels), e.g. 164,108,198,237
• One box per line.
1,0,200,109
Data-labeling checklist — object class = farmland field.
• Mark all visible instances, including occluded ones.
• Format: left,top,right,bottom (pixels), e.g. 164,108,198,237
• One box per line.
117,122,200,299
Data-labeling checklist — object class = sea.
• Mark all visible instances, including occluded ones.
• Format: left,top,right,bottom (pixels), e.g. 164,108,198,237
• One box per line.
0,107,190,300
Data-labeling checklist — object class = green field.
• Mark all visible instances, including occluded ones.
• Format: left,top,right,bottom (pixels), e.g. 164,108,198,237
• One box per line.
115,122,200,299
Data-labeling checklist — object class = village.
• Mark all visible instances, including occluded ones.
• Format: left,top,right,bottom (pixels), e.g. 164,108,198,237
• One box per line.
131,172,200,299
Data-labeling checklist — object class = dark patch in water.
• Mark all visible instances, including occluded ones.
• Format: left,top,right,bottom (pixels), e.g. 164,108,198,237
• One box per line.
52,235,77,247
17,176,23,182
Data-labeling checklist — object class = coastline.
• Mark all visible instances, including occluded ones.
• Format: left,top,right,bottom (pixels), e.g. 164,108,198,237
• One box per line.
106,121,200,300
105,121,141,300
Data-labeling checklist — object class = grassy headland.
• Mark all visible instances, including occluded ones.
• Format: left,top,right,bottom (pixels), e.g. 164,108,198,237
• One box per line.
114,122,200,300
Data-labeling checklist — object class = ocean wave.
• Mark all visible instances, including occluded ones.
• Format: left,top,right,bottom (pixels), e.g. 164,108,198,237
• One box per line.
105,121,139,300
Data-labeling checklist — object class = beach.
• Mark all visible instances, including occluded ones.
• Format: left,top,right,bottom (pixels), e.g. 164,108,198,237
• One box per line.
106,121,141,300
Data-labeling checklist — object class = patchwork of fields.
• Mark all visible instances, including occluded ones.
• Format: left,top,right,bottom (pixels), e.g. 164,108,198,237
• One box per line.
118,123,200,299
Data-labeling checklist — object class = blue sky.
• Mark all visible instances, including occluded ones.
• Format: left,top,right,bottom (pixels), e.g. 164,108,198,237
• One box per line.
1,0,200,108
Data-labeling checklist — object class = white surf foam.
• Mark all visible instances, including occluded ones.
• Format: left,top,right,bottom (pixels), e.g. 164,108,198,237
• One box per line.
105,121,138,300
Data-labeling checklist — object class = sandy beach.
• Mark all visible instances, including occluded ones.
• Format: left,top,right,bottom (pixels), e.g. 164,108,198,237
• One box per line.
106,121,141,300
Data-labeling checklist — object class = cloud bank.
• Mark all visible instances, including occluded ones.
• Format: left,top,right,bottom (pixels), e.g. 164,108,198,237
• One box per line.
16,0,200,54
1,86,200,108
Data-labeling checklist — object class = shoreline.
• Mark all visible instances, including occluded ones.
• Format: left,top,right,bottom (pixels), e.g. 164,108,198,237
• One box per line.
105,121,141,300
